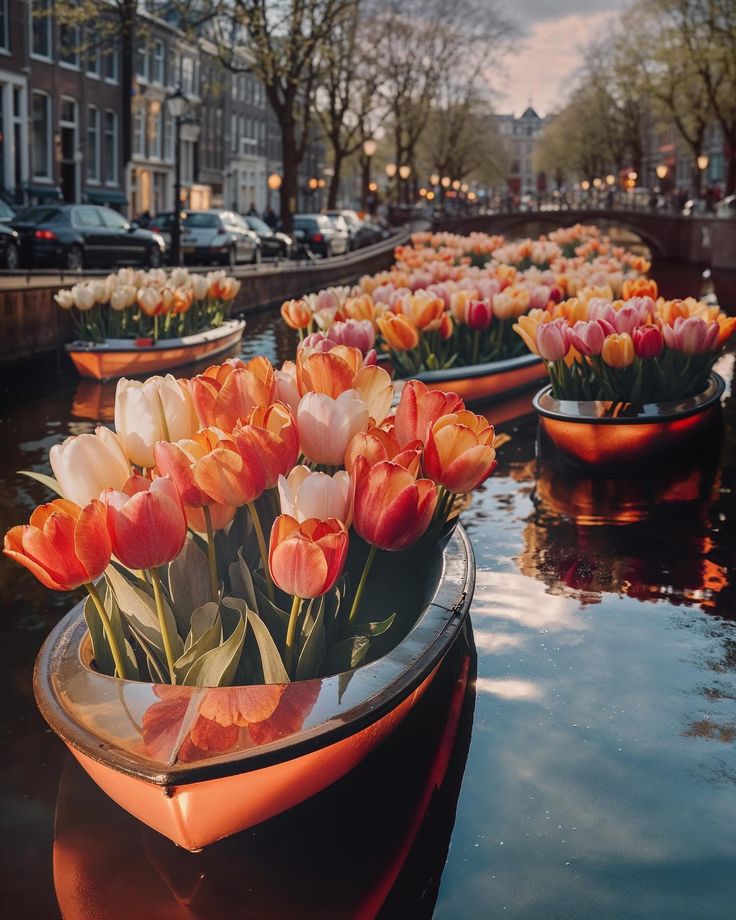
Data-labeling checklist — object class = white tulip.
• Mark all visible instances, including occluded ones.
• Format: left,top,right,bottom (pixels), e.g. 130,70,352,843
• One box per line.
71,283,96,311
50,426,131,506
274,361,300,413
297,389,369,466
192,274,209,299
115,374,199,468
278,465,352,525
54,289,74,310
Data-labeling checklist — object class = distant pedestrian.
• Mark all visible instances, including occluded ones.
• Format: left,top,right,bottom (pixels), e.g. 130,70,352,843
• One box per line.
264,206,278,228
247,203,258,216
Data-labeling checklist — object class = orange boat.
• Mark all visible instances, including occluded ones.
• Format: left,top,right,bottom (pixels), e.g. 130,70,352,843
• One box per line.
34,526,474,852
65,319,246,381
402,353,546,405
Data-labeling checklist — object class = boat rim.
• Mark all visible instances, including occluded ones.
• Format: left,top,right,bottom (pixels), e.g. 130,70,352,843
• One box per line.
33,525,474,786
412,351,542,383
64,318,245,354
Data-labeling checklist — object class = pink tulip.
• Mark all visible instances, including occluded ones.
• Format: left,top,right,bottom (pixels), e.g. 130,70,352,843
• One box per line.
610,305,643,335
528,285,551,310
567,320,606,356
297,390,370,465
662,316,719,354
536,319,569,361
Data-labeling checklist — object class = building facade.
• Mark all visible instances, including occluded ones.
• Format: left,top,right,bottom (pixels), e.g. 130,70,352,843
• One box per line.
494,106,546,199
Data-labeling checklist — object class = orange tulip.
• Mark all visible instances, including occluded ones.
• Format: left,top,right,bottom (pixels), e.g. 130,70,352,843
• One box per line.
395,293,445,330
4,498,110,591
376,312,420,352
191,435,267,508
268,515,348,599
281,299,312,330
351,457,437,551
622,277,657,300
601,333,635,368
233,401,299,489
394,379,464,446
296,348,362,397
423,411,497,494
189,355,275,430
438,312,454,340
716,314,736,348
103,475,187,570
342,293,375,323
344,425,421,475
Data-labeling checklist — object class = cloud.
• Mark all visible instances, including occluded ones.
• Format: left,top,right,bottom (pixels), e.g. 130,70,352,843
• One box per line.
496,9,620,116
509,0,624,23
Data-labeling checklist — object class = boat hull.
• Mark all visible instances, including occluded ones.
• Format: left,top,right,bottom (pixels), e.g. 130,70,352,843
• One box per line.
410,353,546,406
66,319,245,380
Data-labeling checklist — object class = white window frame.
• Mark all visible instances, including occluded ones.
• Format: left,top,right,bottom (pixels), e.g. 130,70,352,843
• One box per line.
152,39,164,85
135,43,148,82
58,16,81,71
30,0,53,62
104,109,118,185
87,105,100,182
31,90,52,179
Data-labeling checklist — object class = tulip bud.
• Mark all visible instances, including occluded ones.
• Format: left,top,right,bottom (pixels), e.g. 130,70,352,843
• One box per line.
632,325,663,359
601,333,635,367
54,289,74,310
71,283,96,311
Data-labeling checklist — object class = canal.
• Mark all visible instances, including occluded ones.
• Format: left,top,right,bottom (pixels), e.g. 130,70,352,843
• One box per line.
0,252,734,918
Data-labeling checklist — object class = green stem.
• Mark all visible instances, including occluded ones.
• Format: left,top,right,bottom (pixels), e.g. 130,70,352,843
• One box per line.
348,544,377,625
85,582,129,679
150,567,176,683
285,594,302,677
247,502,275,603
202,505,219,602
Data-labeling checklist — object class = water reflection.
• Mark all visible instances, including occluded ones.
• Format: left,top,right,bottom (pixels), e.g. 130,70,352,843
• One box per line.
53,639,476,920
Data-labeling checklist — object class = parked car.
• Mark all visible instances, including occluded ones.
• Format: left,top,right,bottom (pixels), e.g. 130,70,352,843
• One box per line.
243,215,293,259
714,195,736,219
351,220,391,249
682,197,709,216
323,209,364,249
322,212,354,250
0,199,16,223
9,205,165,270
0,223,20,269
292,214,349,258
179,210,260,266
149,211,177,253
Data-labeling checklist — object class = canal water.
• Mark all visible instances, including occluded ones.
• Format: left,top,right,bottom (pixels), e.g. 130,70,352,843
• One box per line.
0,255,734,918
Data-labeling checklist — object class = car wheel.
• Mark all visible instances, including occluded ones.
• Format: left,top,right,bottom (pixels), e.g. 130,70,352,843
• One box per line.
4,240,19,271
65,244,84,271
227,245,237,268
147,245,163,269
251,245,262,265
325,243,333,259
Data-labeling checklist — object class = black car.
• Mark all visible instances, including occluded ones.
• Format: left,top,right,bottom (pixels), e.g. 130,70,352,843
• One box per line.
292,214,349,258
0,223,20,269
10,205,165,270
352,220,391,249
243,215,294,259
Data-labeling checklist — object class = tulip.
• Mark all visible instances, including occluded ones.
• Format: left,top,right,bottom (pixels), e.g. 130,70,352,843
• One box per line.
423,411,498,494
438,312,454,340
567,320,606,357
110,285,137,311
449,289,475,323
278,466,352,525
610,304,643,335
54,289,74,310
394,293,445,330
233,401,299,489
297,348,362,397
376,312,420,352
512,310,551,354
115,374,198,468
137,287,163,316
351,365,393,425
492,287,529,320
632,324,663,358
536,319,569,362
274,361,300,413
662,316,719,354
189,356,275,430
269,515,349,674
342,293,374,322
50,426,132,507
327,319,376,354
466,299,493,330
281,299,313,330
4,498,131,677
601,333,635,368
344,426,421,475
71,283,96,311
103,475,188,680
394,379,464,446
297,389,370,466
192,274,209,299
622,277,658,300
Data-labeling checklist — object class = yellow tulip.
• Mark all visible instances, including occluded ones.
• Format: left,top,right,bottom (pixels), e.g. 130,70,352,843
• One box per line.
601,333,635,368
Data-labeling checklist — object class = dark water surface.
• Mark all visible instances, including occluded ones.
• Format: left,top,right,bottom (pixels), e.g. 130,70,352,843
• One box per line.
0,258,735,918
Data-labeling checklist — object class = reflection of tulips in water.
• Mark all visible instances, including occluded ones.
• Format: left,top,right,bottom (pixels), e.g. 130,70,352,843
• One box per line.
142,680,321,764
53,637,475,920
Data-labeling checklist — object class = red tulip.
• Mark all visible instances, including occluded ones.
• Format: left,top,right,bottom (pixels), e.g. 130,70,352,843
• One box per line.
233,401,299,489
189,356,275,430
4,498,110,591
351,457,437,551
394,379,464,447
269,515,348,599
423,411,497,493
466,299,493,330
103,475,187,570
632,324,663,358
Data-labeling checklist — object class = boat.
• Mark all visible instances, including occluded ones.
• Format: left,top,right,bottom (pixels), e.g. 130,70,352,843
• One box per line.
65,319,246,381
385,352,546,406
34,526,475,851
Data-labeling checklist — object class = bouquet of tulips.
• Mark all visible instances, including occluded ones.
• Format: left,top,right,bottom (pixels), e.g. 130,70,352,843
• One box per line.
54,267,241,344
5,347,498,687
513,279,736,405
280,227,652,378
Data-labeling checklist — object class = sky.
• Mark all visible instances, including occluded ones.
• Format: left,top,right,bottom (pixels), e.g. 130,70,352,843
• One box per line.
496,0,626,117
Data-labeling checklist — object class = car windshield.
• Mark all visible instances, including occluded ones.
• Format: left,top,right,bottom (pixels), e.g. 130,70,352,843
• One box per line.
184,213,220,228
246,217,271,234
14,207,63,224
0,200,15,220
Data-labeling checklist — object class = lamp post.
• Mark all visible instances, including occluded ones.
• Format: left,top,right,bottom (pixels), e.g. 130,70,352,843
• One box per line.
267,172,282,214
385,162,397,205
362,139,377,211
166,86,188,266
696,154,709,196
398,163,411,205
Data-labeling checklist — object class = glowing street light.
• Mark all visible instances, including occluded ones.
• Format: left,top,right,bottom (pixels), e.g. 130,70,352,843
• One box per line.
656,164,668,180
362,138,378,158
440,176,451,188
581,180,590,191
451,179,461,190
267,173,282,190
430,173,440,186
385,162,397,178
697,154,709,171
398,164,411,180
605,174,616,186
426,190,435,201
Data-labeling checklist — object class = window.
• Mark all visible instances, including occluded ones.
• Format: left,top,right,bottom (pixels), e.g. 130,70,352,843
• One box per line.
163,110,173,160
152,40,164,84
135,44,148,81
99,208,127,229
181,57,193,94
87,106,100,181
149,100,162,159
32,0,52,59
104,110,118,183
132,101,145,157
59,11,80,68
231,113,238,153
73,206,102,227
86,32,100,76
0,0,9,51
32,92,51,178
103,47,118,83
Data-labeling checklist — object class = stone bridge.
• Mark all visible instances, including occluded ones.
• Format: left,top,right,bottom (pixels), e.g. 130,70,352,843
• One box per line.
433,209,736,271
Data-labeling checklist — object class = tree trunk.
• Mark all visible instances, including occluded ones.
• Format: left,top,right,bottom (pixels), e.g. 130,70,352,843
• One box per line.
726,140,736,196
327,150,344,209
279,119,299,234
120,0,135,213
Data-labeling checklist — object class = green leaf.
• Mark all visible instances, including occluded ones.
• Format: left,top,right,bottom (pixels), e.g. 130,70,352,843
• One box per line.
229,548,259,612
168,537,213,636
18,470,65,497
230,600,289,684
105,565,183,662
175,603,223,683
295,598,326,680
83,588,139,679
252,582,289,646
321,635,371,677
126,619,168,683
349,612,396,638
180,606,246,687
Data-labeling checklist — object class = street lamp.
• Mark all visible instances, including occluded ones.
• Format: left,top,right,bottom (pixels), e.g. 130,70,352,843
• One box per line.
451,179,461,191
267,172,282,217
398,164,411,180
440,176,451,188
166,85,189,266
697,154,709,171
362,139,377,211
430,173,440,186
656,164,668,180
385,163,397,178
605,174,616,186
581,180,590,191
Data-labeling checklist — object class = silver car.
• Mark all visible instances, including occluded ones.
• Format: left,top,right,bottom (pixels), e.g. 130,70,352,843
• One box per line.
180,210,261,266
